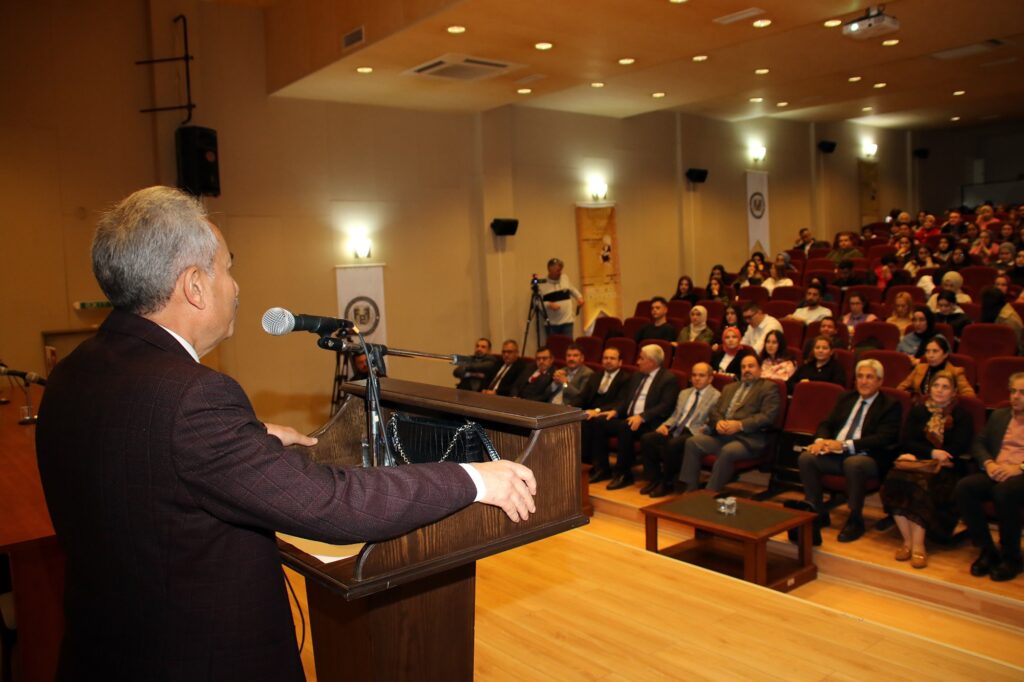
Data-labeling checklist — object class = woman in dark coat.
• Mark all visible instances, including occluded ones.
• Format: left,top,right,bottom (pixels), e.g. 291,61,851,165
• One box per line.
882,371,973,568
787,334,846,392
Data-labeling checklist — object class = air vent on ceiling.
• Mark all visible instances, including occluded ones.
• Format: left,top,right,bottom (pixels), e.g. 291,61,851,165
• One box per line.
342,26,365,50
931,39,1005,60
405,54,523,81
713,8,765,25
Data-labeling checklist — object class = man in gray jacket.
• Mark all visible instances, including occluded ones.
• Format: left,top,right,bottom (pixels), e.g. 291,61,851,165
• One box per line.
550,343,594,406
639,362,720,498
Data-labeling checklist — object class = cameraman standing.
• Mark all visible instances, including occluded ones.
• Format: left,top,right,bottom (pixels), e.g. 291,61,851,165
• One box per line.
538,257,584,339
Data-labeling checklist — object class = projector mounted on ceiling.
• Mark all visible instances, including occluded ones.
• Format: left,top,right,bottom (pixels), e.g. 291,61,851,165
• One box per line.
842,6,900,40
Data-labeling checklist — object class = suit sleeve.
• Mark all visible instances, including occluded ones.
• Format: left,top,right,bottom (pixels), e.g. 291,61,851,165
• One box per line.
641,374,680,424
971,411,1005,467
170,373,477,545
852,397,902,460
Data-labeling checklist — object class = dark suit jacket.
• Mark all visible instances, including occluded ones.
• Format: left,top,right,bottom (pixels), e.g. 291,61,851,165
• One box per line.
816,390,903,472
512,364,556,401
615,368,679,425
35,311,476,680
707,378,781,451
580,369,632,412
491,358,528,396
453,353,500,391
972,407,1013,467
902,403,973,475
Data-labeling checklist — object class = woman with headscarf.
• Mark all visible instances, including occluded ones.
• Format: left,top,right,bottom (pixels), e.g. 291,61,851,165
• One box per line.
675,305,714,345
896,334,976,398
932,235,954,264
994,241,1016,271
882,371,973,568
896,305,937,359
933,291,972,341
711,327,749,376
926,271,972,311
980,286,1024,354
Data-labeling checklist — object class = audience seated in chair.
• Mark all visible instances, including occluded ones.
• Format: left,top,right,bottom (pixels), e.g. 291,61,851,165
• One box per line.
639,362,721,498
481,339,529,397
786,284,831,326
759,329,797,382
549,343,594,407
511,346,556,401
580,348,632,474
740,301,782,354
711,326,752,376
788,335,846,393
453,337,500,392
896,306,938,359
675,304,714,345
679,354,780,493
882,371,974,569
583,344,679,490
634,297,677,344
895,334,976,400
954,372,1024,582
827,233,864,264
798,359,903,544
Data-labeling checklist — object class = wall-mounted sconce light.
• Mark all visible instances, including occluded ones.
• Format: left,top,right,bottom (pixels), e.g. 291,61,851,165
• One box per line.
586,174,609,201
352,235,372,259
862,141,878,158
749,143,767,162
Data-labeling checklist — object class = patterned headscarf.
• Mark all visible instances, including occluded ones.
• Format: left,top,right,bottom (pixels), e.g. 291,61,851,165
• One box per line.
924,370,957,448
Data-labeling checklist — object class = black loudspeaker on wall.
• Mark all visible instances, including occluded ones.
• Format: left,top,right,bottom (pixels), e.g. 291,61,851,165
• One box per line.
176,126,221,197
817,140,837,154
685,168,708,184
912,148,930,160
490,218,519,236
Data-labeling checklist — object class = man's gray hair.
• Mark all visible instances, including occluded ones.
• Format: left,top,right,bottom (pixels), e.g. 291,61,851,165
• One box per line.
92,186,218,315
641,344,665,365
856,358,884,380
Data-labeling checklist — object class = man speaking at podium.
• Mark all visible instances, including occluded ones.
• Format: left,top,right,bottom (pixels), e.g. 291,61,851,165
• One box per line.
35,186,537,681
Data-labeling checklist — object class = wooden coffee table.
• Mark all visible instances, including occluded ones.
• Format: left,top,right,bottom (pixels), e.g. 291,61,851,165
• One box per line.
642,491,817,592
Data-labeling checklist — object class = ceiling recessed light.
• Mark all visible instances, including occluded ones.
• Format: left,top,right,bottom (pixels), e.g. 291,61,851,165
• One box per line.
755,68,770,75
776,101,789,107
873,82,887,89
669,0,688,4
848,75,862,82
752,19,772,28
749,97,763,103
355,66,373,74
823,19,842,28
950,116,961,121
618,57,635,65
534,42,553,51
446,25,466,34
882,38,900,46
862,106,873,112
591,82,605,88
953,90,965,96
652,92,666,98
517,88,532,95
692,54,708,62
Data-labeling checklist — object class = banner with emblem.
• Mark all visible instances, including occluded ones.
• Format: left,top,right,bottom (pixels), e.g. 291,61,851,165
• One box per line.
335,264,387,343
745,170,770,256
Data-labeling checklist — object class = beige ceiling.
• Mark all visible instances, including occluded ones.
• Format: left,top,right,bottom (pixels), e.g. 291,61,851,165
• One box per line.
244,0,1024,129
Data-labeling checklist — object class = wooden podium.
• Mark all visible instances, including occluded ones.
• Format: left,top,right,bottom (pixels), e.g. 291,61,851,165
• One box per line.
277,378,588,680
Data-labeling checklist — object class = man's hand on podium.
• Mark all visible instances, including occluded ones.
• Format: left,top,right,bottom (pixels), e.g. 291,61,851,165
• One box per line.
471,461,538,522
265,423,318,447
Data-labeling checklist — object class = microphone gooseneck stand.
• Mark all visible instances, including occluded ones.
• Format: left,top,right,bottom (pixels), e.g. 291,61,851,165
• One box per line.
316,332,472,469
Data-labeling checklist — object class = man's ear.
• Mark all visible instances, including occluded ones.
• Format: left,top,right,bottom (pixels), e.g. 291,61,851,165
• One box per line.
181,266,207,310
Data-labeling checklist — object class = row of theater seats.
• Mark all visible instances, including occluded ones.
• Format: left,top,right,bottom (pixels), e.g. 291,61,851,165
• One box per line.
544,331,1022,410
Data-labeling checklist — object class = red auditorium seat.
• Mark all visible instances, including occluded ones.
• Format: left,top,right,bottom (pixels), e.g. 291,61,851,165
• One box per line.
803,269,834,288
712,372,736,392
771,285,805,302
642,339,675,368
842,285,883,312
667,300,691,319
979,357,1024,409
808,247,830,259
861,350,913,388
546,335,572,359
948,353,977,390
958,324,1017,367
832,348,856,389
765,300,797,319
959,266,997,292
960,303,981,322
574,335,604,363
737,285,770,305
671,341,713,373
867,244,896,260
958,395,988,436
696,299,725,321
633,300,652,319
780,318,805,351
605,337,637,365
851,321,901,351
591,316,623,340
765,381,846,496
807,319,850,349
805,258,835,272
623,316,649,340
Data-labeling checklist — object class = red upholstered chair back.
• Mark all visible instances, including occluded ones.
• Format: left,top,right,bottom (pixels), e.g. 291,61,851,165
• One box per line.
832,348,856,388
671,368,690,389
947,353,977,389
605,337,637,365
712,372,736,391
574,335,604,364
958,324,1018,366
765,300,797,319
803,269,834,287
546,335,572,360
808,247,831,259
961,302,982,322
632,300,652,319
785,381,844,434
979,357,1024,409
667,300,691,319
867,244,896,260
771,285,805,302
861,350,913,388
696,299,725,321
672,341,713,372
780,318,806,351
880,386,914,439
591,316,623,340
640,339,674,368
623,317,649,340
958,395,988,436
851,321,901,351
959,266,997,292
805,258,835,272
737,286,770,305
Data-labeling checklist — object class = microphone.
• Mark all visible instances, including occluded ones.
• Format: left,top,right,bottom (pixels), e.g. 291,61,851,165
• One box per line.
0,365,47,386
262,307,356,336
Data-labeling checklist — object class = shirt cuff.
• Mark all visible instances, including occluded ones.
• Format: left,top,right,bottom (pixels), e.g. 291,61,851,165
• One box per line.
459,462,486,502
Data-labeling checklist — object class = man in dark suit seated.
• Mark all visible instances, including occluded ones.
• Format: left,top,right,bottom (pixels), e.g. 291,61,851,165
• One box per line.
453,337,500,391
798,358,903,543
954,372,1024,582
639,362,720,498
512,346,557,401
34,186,537,680
481,339,528,397
583,344,679,490
580,347,631,472
680,354,781,493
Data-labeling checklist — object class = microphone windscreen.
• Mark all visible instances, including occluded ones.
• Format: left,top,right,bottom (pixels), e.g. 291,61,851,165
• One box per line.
261,307,295,336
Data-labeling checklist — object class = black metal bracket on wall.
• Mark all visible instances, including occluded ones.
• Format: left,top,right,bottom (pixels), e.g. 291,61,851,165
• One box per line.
136,14,195,124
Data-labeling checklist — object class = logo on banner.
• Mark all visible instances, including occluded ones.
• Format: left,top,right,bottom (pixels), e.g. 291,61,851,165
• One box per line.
749,191,766,219
344,296,381,335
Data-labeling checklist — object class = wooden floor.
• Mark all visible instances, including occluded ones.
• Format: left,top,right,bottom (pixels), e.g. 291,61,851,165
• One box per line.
286,509,1024,681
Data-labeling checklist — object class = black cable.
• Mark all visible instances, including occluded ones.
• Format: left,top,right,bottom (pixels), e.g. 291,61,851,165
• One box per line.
283,569,306,653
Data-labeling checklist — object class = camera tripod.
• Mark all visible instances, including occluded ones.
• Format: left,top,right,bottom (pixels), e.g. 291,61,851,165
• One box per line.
521,278,549,354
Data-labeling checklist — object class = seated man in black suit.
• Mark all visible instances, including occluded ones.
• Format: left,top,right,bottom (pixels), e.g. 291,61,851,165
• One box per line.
954,372,1024,582
453,337,500,391
512,346,557,401
580,347,631,468
680,354,780,493
639,362,720,498
481,339,528,397
798,358,903,543
584,344,679,490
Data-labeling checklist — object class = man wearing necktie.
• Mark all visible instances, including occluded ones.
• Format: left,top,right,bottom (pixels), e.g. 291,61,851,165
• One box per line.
799,359,903,543
639,362,720,498
512,347,556,401
680,354,781,494
585,345,679,490
481,339,528,397
550,344,594,407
